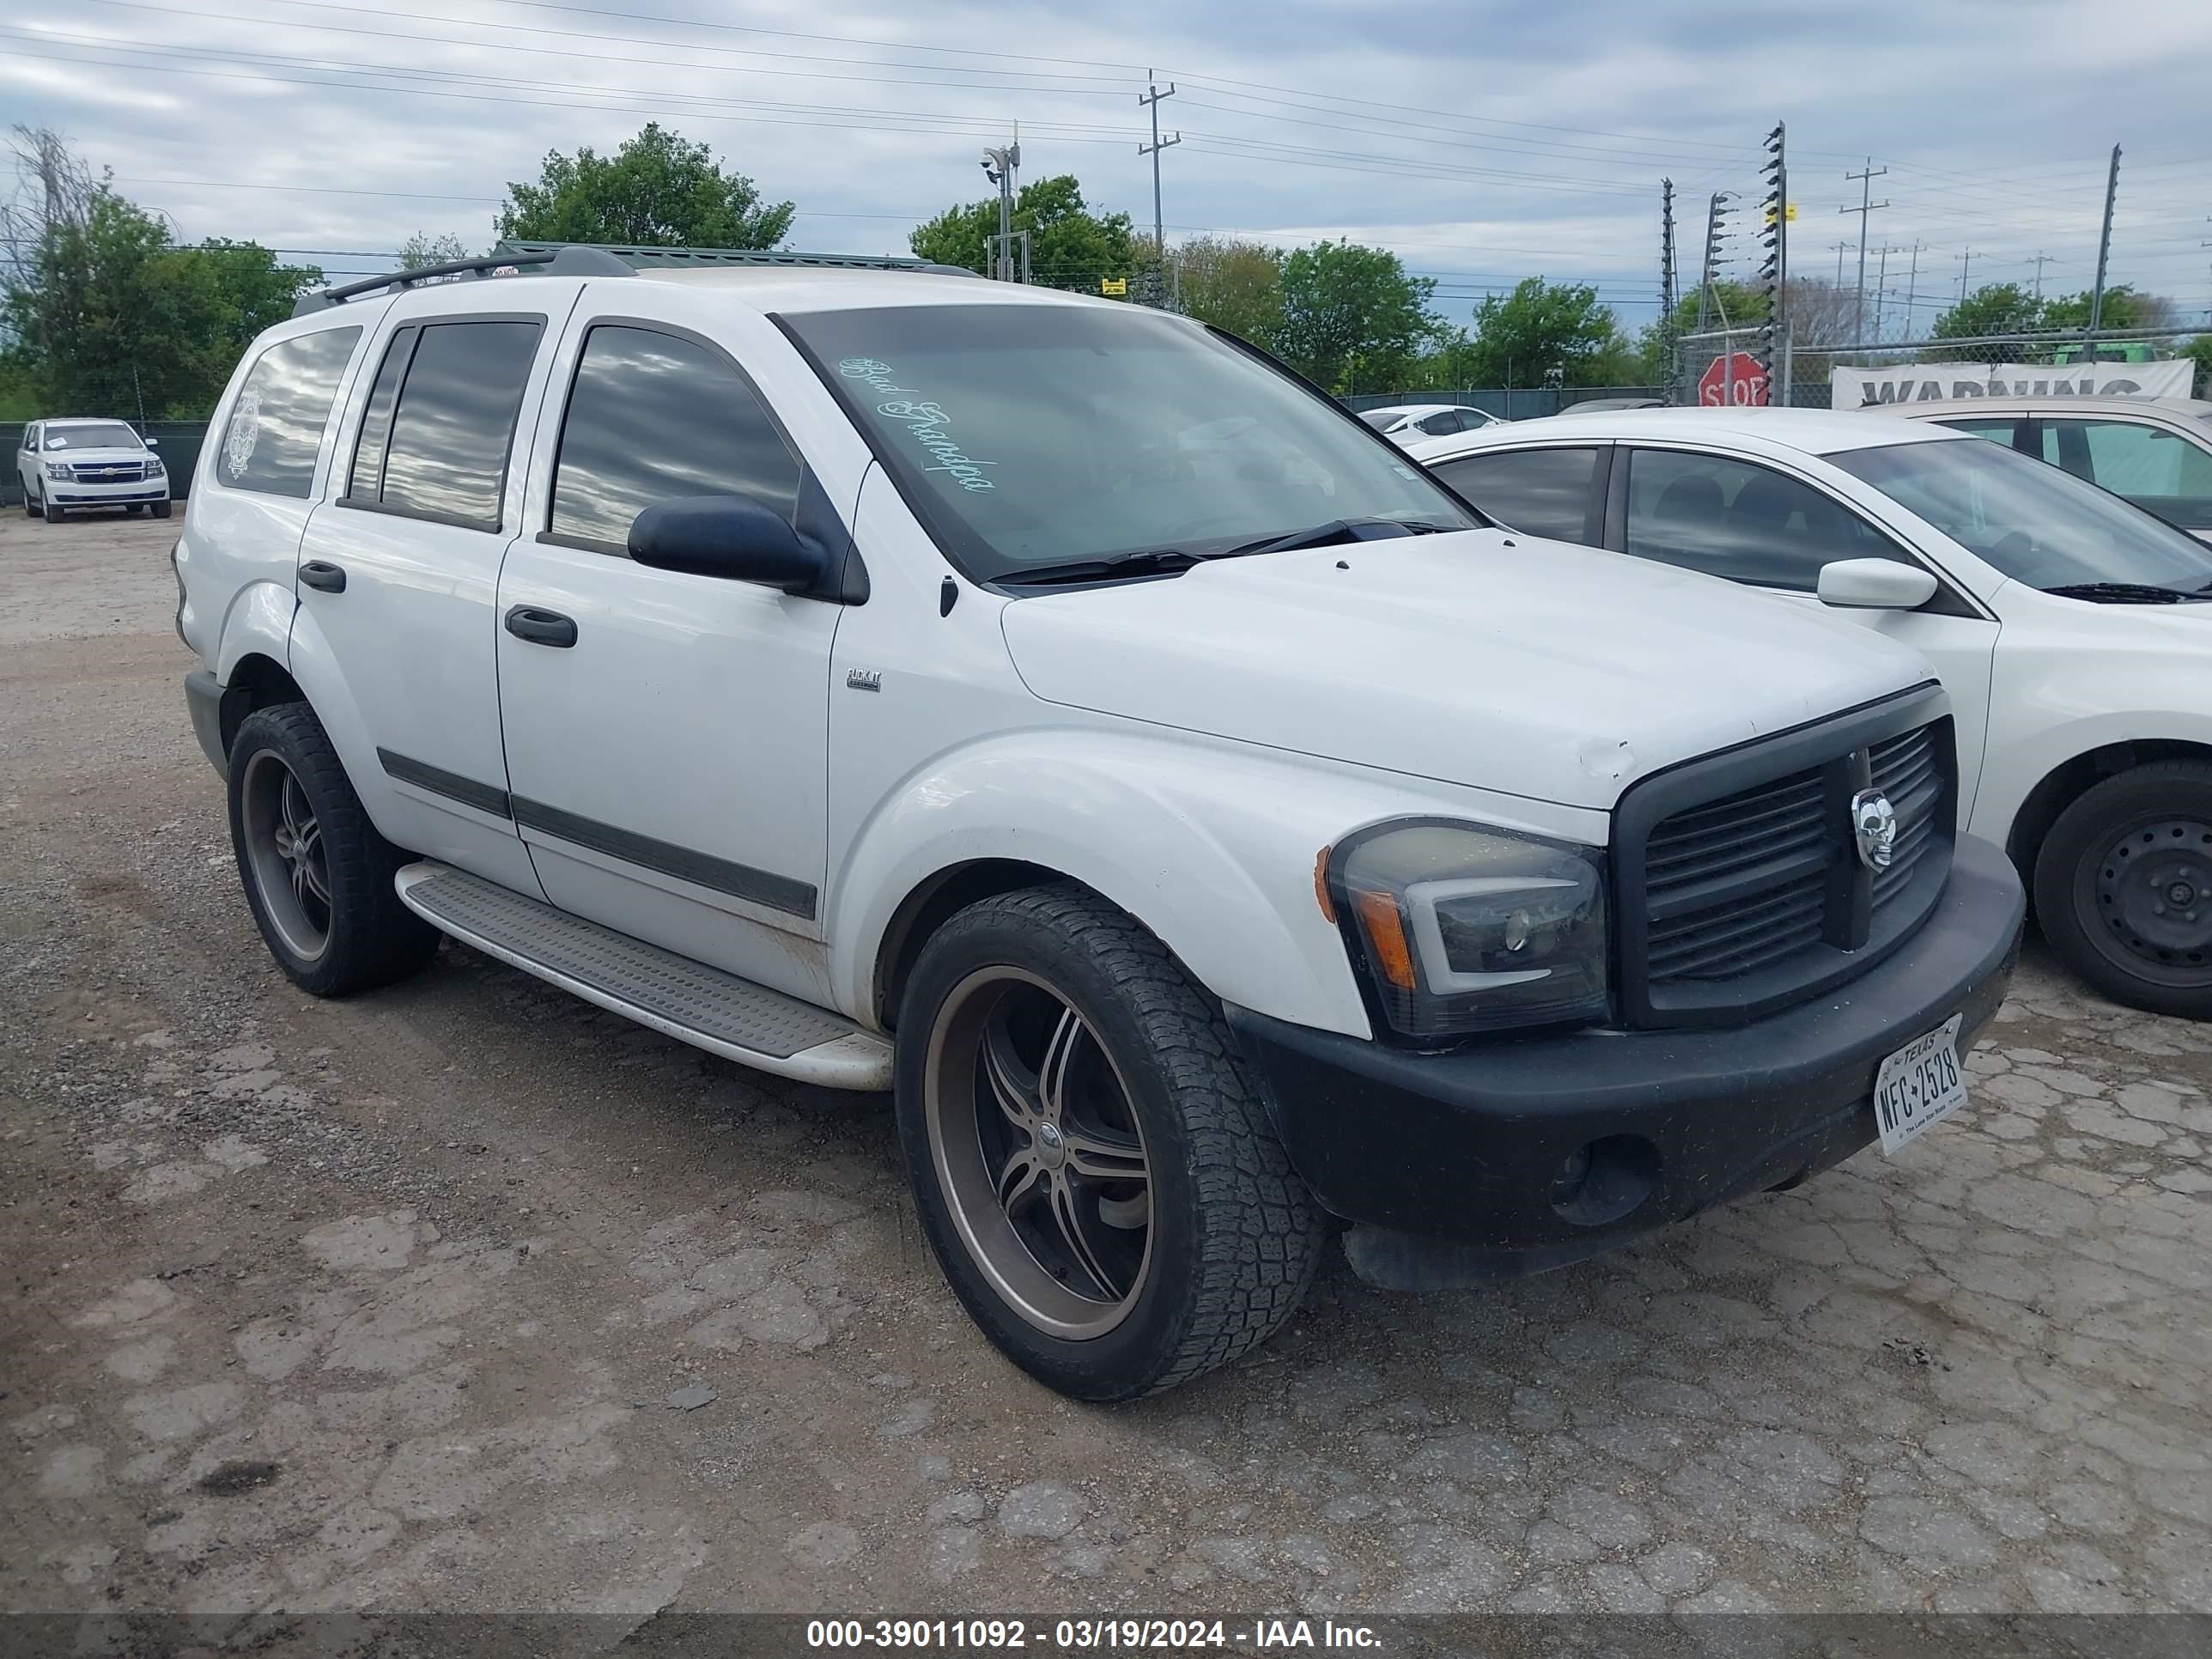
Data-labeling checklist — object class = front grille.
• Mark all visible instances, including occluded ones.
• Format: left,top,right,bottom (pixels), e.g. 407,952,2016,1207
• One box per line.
73,462,145,483
1615,690,1955,1029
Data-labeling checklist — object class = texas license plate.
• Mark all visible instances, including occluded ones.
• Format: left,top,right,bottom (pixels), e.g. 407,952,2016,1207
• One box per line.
1873,1014,1967,1155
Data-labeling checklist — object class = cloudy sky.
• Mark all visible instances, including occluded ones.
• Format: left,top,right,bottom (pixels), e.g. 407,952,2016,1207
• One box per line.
5,0,2209,334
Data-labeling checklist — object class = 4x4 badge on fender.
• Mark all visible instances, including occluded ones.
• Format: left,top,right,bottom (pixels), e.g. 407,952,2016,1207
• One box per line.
1851,787,1899,872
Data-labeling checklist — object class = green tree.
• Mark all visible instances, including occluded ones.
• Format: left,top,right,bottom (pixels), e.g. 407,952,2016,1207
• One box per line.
1167,235,1284,339
496,123,793,249
1455,277,1623,387
396,230,471,269
2040,284,2151,331
3,186,318,417
908,174,1134,291
1270,240,1437,394
1931,282,2046,343
2182,336,2212,398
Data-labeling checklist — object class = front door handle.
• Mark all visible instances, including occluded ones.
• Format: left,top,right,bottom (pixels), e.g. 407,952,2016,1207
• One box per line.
504,605,578,648
300,561,347,593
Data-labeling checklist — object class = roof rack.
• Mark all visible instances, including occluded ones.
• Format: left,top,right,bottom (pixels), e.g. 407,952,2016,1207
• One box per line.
493,241,980,278
293,244,633,316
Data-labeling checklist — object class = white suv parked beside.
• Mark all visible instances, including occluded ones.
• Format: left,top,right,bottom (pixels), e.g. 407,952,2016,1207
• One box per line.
17,418,172,521
176,246,2023,1399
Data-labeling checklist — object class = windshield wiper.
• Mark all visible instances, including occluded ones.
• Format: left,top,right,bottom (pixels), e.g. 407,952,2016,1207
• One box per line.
1003,549,1206,587
1219,518,1463,558
2040,580,2208,605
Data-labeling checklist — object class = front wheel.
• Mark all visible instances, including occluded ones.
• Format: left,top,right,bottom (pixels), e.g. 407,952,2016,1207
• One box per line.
44,498,66,524
228,702,438,996
2035,761,2212,1019
152,500,173,520
896,886,1328,1401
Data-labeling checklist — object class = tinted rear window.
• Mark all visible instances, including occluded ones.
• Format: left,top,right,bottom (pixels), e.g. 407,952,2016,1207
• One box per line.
216,329,362,497
362,319,543,527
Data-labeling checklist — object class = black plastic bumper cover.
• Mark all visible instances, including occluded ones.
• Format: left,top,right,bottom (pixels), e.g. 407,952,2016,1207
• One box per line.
1225,834,2025,1283
185,669,227,777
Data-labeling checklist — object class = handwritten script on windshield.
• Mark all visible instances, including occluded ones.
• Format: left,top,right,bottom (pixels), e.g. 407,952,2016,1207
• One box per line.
838,358,998,492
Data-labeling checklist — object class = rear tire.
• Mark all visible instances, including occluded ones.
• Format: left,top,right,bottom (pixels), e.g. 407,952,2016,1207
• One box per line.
895,884,1328,1401
152,501,173,520
2034,761,2212,1019
227,702,438,997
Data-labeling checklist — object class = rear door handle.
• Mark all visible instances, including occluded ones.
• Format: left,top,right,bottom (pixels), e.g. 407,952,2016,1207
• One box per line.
504,605,578,648
299,561,347,593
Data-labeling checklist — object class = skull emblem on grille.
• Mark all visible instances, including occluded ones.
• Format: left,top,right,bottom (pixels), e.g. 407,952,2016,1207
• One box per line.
1850,787,1899,872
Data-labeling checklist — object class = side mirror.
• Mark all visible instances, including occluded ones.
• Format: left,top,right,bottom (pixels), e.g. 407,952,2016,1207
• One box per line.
628,495,828,594
1816,558,1938,611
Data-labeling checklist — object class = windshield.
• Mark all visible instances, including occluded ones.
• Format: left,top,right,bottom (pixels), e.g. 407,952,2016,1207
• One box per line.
46,422,141,451
780,304,1478,580
1829,436,2212,594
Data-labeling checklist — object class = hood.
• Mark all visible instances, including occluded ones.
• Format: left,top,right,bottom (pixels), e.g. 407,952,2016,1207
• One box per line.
1000,529,1935,812
43,446,149,465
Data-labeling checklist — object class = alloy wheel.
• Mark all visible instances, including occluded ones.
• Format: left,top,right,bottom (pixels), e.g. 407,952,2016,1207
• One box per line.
922,967,1152,1338
240,749,332,963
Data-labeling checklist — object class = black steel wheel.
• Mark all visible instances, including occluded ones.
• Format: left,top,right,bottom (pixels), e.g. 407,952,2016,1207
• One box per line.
2036,761,2212,1018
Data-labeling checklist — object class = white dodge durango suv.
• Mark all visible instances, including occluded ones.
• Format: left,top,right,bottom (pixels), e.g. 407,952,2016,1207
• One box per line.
174,245,2023,1399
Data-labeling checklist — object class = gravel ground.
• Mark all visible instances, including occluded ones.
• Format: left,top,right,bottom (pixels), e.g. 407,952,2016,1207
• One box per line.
3,510,2209,1624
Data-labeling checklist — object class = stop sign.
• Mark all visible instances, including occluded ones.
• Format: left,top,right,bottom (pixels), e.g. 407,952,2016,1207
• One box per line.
1698,352,1770,407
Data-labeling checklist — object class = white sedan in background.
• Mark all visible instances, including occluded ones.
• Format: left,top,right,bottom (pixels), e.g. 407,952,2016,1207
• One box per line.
1357,403,1502,444
1410,407,2212,1018
1864,394,2212,544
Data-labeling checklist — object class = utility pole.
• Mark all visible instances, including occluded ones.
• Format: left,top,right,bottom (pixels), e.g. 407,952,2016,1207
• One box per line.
1659,179,1678,398
1957,247,1974,305
979,128,1023,282
2031,251,2056,301
1138,74,1179,301
1831,240,1850,286
1839,159,1889,346
1904,241,1923,343
2084,143,2121,364
1871,244,1899,345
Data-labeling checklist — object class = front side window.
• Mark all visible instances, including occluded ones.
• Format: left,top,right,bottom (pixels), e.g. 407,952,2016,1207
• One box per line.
550,325,802,552
779,304,1478,581
216,331,360,496
1624,448,1908,590
1416,410,1462,435
349,319,543,527
1431,447,1601,545
47,422,143,452
2040,418,2212,532
1831,436,2212,595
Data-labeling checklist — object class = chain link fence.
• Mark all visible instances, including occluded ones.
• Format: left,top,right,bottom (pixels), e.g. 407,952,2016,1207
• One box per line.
1671,327,2210,410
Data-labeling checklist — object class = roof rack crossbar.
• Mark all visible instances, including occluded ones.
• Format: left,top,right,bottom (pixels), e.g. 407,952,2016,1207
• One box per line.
292,245,633,317
493,241,980,277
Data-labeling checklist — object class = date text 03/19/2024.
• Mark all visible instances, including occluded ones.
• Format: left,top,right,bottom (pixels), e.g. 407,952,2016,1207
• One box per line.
805,1620,1384,1650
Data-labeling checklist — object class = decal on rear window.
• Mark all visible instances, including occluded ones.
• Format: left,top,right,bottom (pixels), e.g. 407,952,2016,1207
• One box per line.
839,356,997,492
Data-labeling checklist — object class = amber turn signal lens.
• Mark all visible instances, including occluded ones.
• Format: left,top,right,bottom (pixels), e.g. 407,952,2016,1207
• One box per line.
1313,847,1336,924
1349,889,1417,991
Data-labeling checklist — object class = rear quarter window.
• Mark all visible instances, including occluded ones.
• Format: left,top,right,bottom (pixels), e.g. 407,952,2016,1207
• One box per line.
216,328,362,498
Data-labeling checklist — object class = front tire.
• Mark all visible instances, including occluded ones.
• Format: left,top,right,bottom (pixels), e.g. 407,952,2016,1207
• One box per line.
895,885,1328,1401
2035,761,2212,1019
152,501,173,520
228,703,438,996
44,498,66,524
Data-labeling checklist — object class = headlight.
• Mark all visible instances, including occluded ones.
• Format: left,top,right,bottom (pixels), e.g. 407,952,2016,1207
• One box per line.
145,454,165,475
44,460,73,480
1328,818,1608,1041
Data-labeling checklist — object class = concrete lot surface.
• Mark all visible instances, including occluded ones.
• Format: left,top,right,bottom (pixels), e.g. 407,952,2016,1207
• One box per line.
3,509,2209,1622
